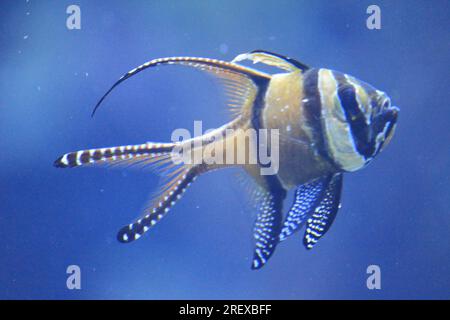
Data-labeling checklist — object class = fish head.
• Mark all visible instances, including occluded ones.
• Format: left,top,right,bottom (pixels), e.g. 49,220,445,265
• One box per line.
335,75,399,170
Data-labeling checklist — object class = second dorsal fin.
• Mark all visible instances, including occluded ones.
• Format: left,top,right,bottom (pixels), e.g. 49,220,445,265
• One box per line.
232,50,310,73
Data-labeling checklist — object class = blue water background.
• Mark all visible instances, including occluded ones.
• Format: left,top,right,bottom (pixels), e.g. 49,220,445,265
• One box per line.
0,0,449,299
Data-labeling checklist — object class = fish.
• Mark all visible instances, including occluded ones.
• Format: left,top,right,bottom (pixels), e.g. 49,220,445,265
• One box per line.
54,50,399,269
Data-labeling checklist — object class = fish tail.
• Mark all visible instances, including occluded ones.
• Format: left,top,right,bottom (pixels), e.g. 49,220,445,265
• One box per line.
117,164,205,243
53,142,175,168
54,140,208,243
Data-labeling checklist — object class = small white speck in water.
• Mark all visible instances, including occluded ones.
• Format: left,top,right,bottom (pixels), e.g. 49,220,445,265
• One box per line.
85,72,89,77
23,35,29,40
219,43,228,55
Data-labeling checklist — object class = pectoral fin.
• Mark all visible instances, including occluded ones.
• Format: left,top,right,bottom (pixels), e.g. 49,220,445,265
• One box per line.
232,50,310,73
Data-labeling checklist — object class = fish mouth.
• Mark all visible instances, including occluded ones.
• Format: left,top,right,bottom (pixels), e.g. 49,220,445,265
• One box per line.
382,105,399,122
390,105,400,113
389,106,399,121
383,106,399,140
379,95,399,120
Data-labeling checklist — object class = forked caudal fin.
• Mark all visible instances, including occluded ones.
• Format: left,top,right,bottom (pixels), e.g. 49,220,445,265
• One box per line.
54,141,208,243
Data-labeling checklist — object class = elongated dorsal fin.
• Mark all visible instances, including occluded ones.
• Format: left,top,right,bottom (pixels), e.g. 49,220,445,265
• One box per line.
232,50,310,73
91,56,271,117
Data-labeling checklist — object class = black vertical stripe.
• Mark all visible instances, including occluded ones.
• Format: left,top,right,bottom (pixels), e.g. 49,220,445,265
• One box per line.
250,78,269,132
250,77,270,167
250,76,287,194
302,69,339,169
332,71,375,159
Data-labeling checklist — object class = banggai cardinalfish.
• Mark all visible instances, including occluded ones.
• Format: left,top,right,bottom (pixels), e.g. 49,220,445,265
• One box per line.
55,50,399,269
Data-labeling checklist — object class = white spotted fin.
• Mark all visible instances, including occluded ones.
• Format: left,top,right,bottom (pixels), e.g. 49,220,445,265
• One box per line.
251,177,286,270
233,170,288,270
279,177,330,241
279,174,343,249
54,140,210,243
302,173,343,249
56,54,275,248
117,164,206,243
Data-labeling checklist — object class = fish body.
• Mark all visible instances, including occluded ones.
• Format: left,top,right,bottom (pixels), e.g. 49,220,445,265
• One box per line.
55,50,399,269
